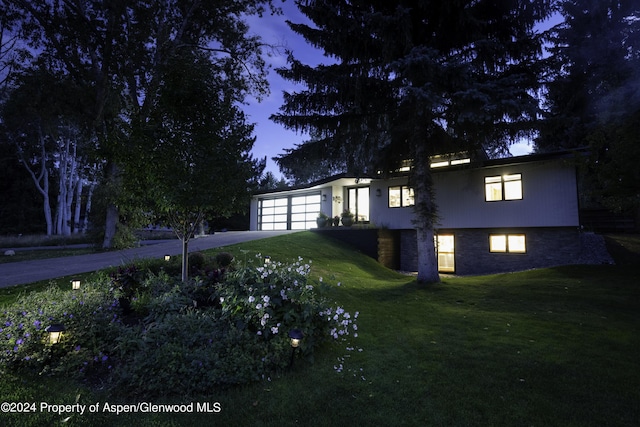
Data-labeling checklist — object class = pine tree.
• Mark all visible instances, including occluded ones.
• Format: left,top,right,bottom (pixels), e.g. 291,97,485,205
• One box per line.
272,0,551,282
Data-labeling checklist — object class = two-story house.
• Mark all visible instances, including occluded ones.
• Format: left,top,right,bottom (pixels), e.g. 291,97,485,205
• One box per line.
249,150,582,275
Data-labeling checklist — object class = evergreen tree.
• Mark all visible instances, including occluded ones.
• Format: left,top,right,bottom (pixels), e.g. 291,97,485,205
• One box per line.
272,0,551,282
537,0,640,215
538,0,640,150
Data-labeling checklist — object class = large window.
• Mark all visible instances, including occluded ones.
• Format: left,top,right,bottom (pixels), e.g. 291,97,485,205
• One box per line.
489,234,526,253
389,186,414,208
485,174,522,201
435,234,455,273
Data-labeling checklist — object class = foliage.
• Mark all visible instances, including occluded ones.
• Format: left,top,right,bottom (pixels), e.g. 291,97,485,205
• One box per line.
0,253,357,398
537,0,640,213
4,0,277,248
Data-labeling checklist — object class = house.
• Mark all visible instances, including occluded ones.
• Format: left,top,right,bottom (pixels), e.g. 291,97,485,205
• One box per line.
250,150,584,275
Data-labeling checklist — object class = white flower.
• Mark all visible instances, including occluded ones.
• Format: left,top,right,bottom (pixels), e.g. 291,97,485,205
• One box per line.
271,326,279,334
256,303,263,310
262,295,270,303
248,296,255,303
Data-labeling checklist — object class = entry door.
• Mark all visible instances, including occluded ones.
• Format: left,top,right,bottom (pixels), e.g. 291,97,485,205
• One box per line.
347,187,370,222
436,234,455,273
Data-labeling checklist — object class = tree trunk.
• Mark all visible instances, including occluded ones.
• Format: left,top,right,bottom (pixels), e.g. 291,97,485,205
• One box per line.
73,178,83,233
19,129,53,235
103,203,119,249
82,180,95,234
413,144,440,284
181,237,189,283
102,162,120,249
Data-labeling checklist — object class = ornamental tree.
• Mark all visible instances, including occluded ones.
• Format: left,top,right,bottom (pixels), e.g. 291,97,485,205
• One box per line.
272,0,552,282
131,49,263,282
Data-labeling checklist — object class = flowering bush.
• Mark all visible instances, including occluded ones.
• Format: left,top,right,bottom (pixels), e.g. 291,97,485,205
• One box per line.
0,254,359,397
218,255,358,360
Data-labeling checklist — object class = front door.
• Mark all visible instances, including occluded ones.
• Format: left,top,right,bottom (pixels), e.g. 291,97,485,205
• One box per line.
347,187,370,222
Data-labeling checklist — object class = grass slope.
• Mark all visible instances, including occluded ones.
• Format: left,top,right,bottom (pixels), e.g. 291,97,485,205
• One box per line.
1,232,639,426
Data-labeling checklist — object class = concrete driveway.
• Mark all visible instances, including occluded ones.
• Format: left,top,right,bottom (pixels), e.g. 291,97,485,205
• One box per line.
0,231,299,288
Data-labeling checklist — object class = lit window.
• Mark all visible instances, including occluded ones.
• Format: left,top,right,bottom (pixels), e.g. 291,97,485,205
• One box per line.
389,186,414,207
431,161,449,168
490,234,526,253
485,174,522,201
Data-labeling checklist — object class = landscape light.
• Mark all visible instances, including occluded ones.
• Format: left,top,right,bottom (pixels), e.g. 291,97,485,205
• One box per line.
71,279,81,290
288,329,304,348
264,255,271,265
45,324,66,345
164,254,171,261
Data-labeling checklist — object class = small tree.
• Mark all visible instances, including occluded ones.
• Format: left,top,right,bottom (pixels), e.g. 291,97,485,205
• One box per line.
134,50,261,282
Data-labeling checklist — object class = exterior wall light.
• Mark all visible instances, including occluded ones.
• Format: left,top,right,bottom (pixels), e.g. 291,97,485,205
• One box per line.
45,324,66,345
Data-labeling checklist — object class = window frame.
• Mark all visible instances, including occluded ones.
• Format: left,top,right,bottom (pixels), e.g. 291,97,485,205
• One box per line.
489,233,527,253
388,185,415,208
484,173,523,202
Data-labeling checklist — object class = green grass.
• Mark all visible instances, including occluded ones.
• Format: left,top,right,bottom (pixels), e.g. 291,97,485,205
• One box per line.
1,232,639,426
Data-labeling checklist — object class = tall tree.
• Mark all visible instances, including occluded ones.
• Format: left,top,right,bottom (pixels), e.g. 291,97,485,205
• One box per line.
8,0,274,247
272,0,551,282
537,0,640,214
1,61,92,236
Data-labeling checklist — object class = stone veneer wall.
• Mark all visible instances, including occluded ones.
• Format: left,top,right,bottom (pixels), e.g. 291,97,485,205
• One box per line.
400,227,582,275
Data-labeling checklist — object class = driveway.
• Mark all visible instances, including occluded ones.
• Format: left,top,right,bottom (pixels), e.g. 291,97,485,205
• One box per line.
0,231,299,288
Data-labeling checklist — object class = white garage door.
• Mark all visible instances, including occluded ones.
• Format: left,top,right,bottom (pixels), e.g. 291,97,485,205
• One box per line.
258,192,321,231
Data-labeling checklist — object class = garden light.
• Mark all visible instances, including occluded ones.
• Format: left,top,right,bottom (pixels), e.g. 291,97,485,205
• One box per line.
288,329,303,348
288,329,304,368
71,279,81,290
164,254,171,261
45,323,66,344
264,255,271,265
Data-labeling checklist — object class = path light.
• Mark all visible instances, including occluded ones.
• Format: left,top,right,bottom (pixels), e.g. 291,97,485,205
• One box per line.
164,254,171,262
289,329,303,348
264,255,271,265
71,279,81,290
45,324,66,344
288,328,304,368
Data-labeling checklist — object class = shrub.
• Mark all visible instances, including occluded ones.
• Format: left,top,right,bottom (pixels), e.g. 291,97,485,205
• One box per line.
188,251,206,272
0,255,358,397
215,251,234,267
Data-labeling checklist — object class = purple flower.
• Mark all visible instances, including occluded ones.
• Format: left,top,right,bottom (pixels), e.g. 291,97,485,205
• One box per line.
33,320,41,330
16,338,23,345
75,345,81,352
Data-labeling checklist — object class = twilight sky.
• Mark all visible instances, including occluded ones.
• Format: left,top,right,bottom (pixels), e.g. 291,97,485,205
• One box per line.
244,2,540,178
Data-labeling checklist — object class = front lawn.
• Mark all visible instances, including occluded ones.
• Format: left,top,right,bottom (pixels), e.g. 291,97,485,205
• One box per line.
1,232,638,426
